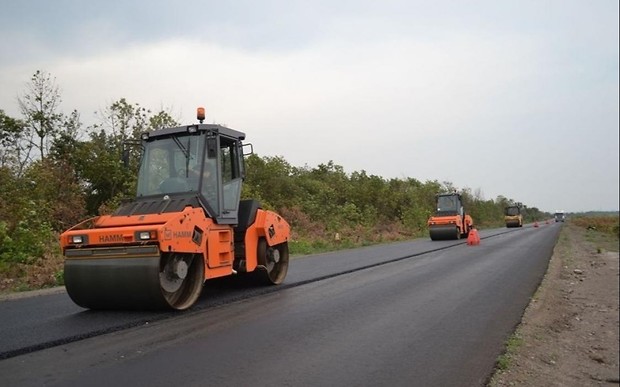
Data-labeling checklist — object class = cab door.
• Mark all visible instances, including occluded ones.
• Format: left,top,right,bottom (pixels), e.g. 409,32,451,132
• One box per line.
215,137,243,225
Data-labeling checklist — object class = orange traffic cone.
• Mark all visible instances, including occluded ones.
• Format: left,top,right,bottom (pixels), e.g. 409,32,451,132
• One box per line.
467,228,480,245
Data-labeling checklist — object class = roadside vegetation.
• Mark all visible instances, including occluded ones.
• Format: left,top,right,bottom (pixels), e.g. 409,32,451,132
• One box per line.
495,333,524,371
0,70,555,293
569,213,620,252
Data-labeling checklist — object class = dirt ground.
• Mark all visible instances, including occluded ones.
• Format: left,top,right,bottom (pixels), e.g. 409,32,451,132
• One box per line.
489,222,619,386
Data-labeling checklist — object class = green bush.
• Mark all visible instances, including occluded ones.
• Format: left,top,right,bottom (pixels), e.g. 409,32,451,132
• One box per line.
0,219,54,265
54,270,64,286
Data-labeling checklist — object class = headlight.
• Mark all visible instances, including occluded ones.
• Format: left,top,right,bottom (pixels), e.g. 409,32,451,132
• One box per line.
70,235,87,244
136,231,156,241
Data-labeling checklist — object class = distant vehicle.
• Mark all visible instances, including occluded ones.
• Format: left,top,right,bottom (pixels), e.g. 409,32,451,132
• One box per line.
504,205,523,228
554,211,566,222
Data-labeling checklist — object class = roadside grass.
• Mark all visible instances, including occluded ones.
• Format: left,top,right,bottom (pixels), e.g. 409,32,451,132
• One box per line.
557,226,575,267
583,228,618,253
289,223,425,257
0,241,65,294
570,215,619,253
289,233,415,257
495,333,524,370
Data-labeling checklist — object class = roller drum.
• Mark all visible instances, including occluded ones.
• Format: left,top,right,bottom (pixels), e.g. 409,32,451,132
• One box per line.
64,246,204,310
429,225,460,241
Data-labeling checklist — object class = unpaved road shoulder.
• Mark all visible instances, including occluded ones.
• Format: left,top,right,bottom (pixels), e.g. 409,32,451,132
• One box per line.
490,223,619,386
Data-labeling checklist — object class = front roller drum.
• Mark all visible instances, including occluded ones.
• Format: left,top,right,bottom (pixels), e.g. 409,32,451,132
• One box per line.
64,247,204,311
429,225,460,241
506,219,523,228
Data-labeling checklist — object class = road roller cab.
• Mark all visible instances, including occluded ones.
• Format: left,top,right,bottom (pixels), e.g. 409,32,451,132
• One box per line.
60,108,290,311
504,205,523,228
427,192,474,240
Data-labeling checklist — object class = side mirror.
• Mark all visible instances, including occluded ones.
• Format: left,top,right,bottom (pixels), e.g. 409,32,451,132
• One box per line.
242,143,254,156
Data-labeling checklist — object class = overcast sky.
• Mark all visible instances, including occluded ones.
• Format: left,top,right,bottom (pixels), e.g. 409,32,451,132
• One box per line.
1,0,618,213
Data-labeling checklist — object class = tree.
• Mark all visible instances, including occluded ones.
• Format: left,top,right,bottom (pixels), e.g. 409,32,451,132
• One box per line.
243,154,298,210
149,110,179,130
21,159,86,231
75,101,179,215
94,98,150,146
48,110,84,178
0,110,24,170
17,70,63,163
0,165,25,230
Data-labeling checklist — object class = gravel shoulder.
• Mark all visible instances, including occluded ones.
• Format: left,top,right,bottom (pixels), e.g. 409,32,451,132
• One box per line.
489,222,619,386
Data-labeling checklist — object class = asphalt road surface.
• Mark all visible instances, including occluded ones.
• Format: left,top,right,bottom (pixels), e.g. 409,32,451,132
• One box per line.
0,222,560,386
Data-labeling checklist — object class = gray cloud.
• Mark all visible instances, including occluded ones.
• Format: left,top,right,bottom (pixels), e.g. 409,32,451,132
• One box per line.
0,0,617,212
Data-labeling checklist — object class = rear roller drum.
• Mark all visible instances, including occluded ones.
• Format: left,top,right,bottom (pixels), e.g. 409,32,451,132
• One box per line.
159,253,205,310
256,238,289,285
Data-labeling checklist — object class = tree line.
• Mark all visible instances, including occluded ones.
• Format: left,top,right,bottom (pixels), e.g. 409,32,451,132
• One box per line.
0,71,548,288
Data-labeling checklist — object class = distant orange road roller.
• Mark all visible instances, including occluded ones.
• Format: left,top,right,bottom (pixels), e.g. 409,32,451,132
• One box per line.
427,192,474,240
